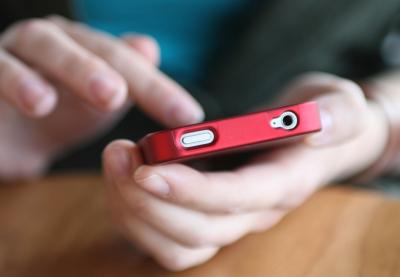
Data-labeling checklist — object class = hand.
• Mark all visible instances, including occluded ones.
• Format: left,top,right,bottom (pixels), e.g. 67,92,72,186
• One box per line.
103,73,389,271
0,16,203,180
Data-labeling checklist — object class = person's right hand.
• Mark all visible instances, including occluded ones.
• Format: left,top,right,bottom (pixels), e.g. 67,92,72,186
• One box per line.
0,16,203,181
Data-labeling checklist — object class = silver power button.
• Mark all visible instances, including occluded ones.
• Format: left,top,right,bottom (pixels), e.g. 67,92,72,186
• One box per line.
180,130,215,148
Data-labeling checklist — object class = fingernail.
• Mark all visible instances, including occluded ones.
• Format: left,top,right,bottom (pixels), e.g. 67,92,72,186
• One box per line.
134,166,170,196
106,146,131,179
169,104,204,126
306,109,333,145
89,72,123,108
18,78,55,115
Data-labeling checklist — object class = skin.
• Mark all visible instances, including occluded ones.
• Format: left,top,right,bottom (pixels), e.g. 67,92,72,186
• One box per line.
0,16,391,271
103,73,389,271
0,16,203,180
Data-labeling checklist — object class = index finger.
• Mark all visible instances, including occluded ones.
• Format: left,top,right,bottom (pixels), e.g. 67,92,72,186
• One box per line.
49,16,204,127
132,145,324,214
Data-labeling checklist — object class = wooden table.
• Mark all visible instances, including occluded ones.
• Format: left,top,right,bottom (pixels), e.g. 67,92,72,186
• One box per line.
0,174,399,277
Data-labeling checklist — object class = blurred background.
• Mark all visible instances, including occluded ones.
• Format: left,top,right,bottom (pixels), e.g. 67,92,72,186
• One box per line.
1,0,399,175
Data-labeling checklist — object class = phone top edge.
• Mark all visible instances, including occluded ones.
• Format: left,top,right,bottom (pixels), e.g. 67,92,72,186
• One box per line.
142,101,319,139
138,101,321,164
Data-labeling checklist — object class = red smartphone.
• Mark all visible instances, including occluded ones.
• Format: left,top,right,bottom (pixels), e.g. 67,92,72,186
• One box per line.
138,101,321,165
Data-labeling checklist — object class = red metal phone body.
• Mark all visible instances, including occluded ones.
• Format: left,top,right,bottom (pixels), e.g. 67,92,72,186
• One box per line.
138,101,321,164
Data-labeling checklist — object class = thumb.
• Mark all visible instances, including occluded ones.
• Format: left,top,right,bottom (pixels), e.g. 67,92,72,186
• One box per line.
121,34,160,67
103,140,143,184
305,82,369,146
276,72,369,146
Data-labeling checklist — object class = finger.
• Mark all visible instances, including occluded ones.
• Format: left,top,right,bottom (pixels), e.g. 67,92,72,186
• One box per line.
277,72,369,146
102,141,284,247
1,19,128,111
121,34,160,66
0,49,57,117
108,183,218,271
115,180,285,248
102,139,143,182
134,107,388,213
49,16,204,127
132,146,321,213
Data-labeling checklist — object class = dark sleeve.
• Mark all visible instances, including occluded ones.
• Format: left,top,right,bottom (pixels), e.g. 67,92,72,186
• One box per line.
205,0,400,116
0,0,71,31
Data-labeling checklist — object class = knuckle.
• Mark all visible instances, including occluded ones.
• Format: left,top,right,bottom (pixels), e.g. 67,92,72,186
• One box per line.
4,19,59,51
62,52,104,76
254,213,283,231
98,40,122,63
177,219,223,247
22,19,56,32
16,19,57,39
204,229,234,246
81,56,106,72
0,59,29,95
159,251,193,271
182,230,213,248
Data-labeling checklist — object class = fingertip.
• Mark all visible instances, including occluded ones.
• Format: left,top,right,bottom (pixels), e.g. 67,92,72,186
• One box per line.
167,102,205,127
88,71,128,111
103,140,142,180
122,34,161,66
304,108,334,146
17,78,58,118
305,89,368,147
188,104,205,124
102,82,128,111
34,89,58,117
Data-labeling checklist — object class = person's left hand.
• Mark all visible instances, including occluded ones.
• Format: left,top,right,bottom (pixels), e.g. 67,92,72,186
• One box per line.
103,73,389,271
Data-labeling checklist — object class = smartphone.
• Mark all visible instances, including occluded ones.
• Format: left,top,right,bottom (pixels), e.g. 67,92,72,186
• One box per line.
138,101,321,165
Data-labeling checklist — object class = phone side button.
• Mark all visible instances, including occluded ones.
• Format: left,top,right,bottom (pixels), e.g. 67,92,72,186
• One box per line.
180,130,215,148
